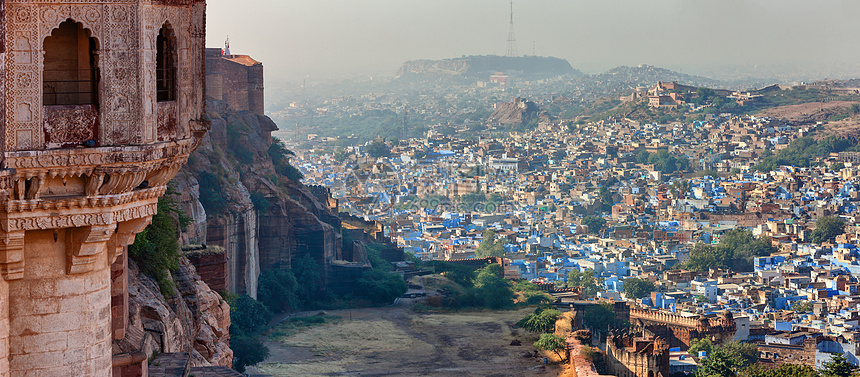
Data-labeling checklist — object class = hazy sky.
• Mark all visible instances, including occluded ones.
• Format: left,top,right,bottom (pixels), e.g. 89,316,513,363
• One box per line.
206,0,860,81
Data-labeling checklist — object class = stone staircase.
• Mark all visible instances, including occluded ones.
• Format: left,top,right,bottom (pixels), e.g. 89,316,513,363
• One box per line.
148,353,244,377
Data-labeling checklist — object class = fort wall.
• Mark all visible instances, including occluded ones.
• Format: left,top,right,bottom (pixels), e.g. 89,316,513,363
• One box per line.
605,334,670,377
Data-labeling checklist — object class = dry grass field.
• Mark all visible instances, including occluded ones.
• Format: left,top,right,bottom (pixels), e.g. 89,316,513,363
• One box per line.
245,304,565,377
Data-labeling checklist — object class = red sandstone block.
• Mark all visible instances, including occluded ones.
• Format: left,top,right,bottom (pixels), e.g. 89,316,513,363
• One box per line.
38,312,81,332
22,332,66,354
11,349,65,370
55,279,86,296
32,298,60,315
27,280,57,298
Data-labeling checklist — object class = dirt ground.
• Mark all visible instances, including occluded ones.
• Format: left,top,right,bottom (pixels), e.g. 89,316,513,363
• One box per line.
244,301,565,377
756,101,855,122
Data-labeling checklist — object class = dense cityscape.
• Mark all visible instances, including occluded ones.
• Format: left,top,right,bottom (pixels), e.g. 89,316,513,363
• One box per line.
3,1,860,376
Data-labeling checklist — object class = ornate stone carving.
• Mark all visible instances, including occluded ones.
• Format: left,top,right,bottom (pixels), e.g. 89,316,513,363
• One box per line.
43,104,99,149
0,231,24,280
107,217,151,265
66,223,116,274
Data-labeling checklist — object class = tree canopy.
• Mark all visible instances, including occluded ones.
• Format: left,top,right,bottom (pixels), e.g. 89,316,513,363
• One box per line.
682,229,775,272
753,136,855,172
581,216,607,235
821,353,859,377
567,269,603,296
688,338,714,356
475,229,506,258
472,264,514,309
365,140,391,157
518,307,562,333
811,216,845,244
637,149,691,175
623,278,656,299
534,333,567,360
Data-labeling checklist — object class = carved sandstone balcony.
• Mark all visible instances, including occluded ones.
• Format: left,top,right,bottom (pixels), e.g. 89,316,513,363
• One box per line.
0,136,202,279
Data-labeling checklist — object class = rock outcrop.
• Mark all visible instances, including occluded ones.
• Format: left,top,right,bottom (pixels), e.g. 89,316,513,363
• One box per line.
113,258,232,367
488,97,553,126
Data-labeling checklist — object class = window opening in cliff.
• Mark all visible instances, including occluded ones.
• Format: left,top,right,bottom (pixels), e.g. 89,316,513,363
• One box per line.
43,19,99,106
157,23,177,102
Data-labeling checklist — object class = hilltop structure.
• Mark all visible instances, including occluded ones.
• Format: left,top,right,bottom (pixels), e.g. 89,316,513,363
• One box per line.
0,1,210,376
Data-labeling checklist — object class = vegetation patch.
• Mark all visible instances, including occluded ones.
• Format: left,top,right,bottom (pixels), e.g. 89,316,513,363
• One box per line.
129,187,189,297
268,315,343,339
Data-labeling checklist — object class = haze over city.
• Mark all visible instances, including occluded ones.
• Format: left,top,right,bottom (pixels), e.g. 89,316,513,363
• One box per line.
207,0,860,81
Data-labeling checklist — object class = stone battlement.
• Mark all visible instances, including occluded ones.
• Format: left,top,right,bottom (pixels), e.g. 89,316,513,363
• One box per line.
630,308,703,328
605,334,670,377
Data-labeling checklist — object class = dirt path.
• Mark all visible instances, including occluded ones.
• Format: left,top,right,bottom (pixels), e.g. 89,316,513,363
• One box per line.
246,303,564,377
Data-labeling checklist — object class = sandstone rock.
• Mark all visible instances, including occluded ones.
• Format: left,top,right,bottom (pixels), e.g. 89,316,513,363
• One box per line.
116,258,232,368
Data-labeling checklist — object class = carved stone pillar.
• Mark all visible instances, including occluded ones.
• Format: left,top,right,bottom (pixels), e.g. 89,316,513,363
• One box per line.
0,231,24,280
108,217,150,340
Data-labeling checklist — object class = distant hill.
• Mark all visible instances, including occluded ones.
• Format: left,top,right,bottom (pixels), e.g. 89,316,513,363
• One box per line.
591,65,726,89
397,55,580,79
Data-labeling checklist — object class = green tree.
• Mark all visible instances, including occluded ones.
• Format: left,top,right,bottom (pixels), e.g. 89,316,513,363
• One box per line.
227,293,272,372
513,280,552,305
811,216,845,244
696,347,745,377
567,269,602,296
332,149,350,163
257,268,299,313
637,150,651,164
689,338,714,356
745,363,817,377
518,308,562,333
821,353,859,377
268,137,304,182
473,264,514,309
231,334,269,373
293,255,321,305
623,278,656,299
365,140,391,157
475,229,506,258
599,187,615,212
719,341,758,368
831,162,845,172
791,300,815,312
231,294,273,335
581,216,607,235
534,333,567,361
431,261,476,288
670,179,691,199
581,302,627,332
683,229,773,273
356,269,408,305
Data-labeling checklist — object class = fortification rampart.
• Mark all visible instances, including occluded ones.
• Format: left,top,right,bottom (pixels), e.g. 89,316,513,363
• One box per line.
630,308,736,350
605,334,670,377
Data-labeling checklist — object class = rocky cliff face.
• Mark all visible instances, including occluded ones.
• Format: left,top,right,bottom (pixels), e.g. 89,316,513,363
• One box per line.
113,258,232,367
174,98,364,299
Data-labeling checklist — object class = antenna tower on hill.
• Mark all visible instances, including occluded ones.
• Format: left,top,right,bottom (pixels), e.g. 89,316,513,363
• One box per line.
506,1,518,57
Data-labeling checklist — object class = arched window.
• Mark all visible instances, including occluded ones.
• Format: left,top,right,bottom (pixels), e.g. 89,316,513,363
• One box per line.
43,19,98,106
156,23,177,102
